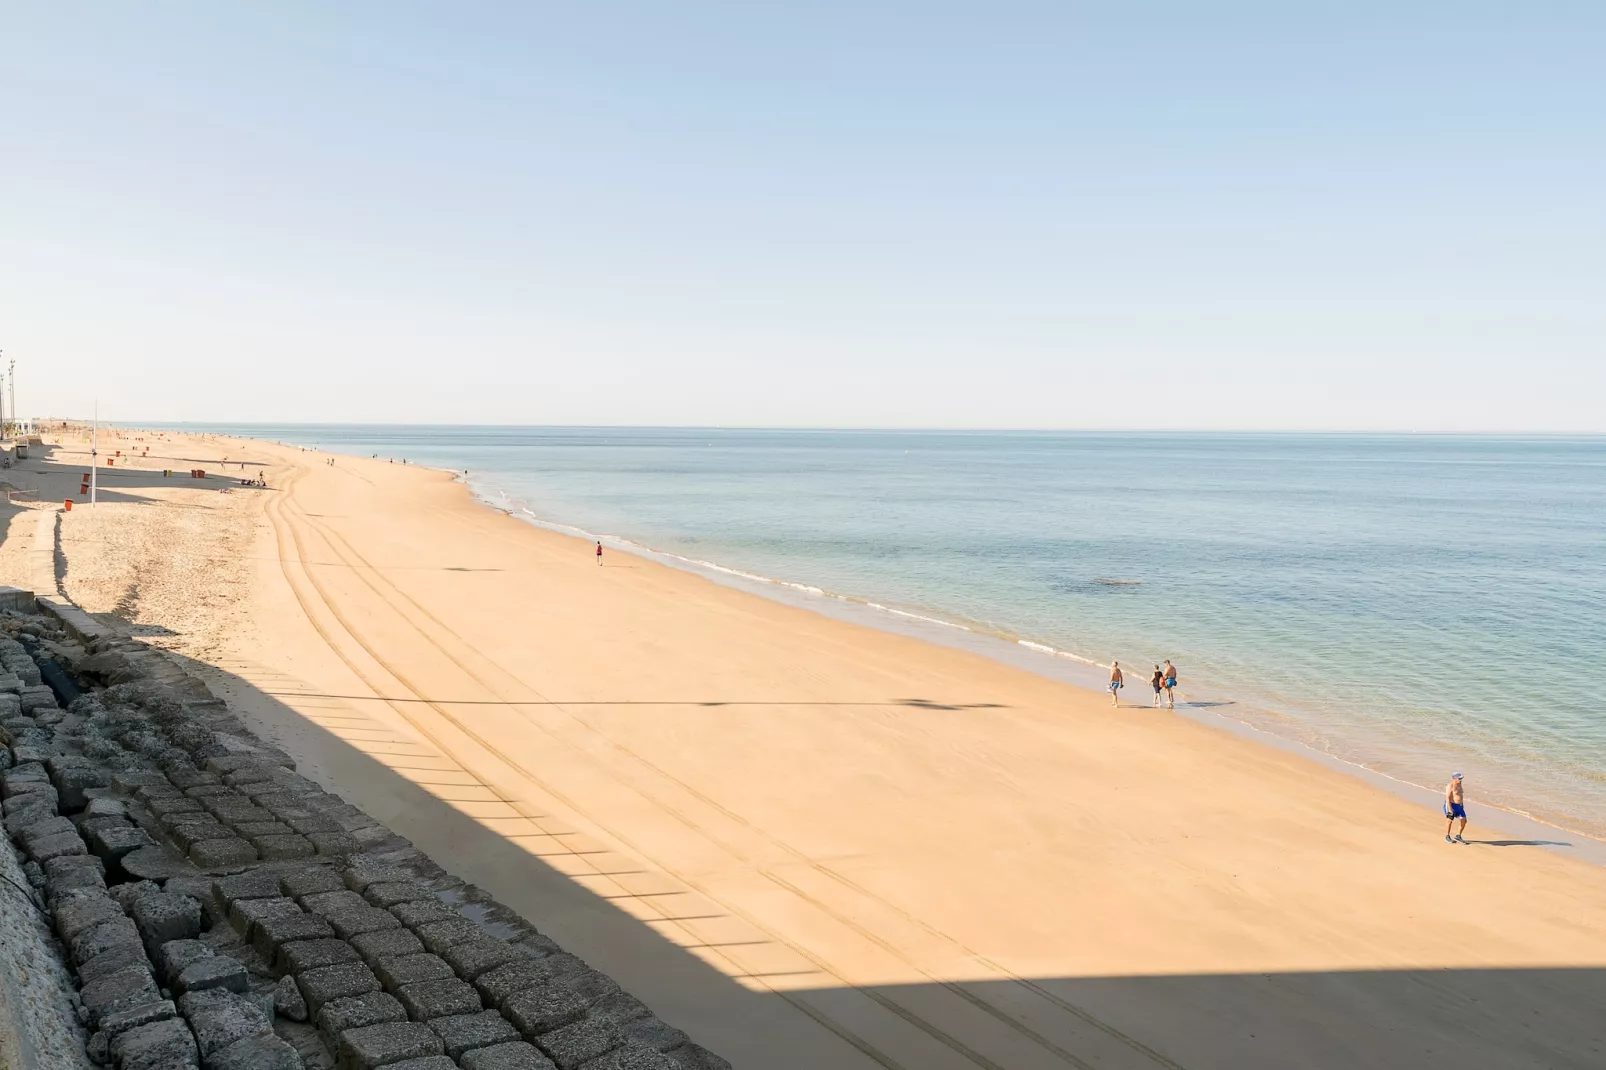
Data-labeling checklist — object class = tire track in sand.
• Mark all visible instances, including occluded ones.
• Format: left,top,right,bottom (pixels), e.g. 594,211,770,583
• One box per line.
280,470,1181,1070
261,461,908,1070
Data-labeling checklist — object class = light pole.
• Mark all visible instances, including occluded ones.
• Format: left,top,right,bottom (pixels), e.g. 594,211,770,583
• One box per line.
91,401,98,505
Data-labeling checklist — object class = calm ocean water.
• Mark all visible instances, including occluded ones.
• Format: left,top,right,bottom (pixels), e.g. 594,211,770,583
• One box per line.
161,426,1606,838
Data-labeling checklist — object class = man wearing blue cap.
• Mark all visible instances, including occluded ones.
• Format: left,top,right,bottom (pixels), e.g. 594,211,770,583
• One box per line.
1444,772,1467,844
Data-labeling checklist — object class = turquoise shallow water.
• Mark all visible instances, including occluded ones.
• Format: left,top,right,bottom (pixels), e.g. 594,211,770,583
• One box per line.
161,426,1606,838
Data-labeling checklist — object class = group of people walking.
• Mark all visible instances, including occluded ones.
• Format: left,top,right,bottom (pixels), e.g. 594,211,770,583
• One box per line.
1107,659,1178,708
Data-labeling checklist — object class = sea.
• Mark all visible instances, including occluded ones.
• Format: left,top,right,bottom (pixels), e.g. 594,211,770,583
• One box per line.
155,426,1606,840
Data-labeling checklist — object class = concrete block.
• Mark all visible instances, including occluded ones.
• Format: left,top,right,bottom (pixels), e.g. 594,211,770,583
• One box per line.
589,991,651,1028
18,813,74,847
167,767,220,790
307,831,358,858
254,909,337,964
131,890,203,953
237,820,292,839
349,927,425,968
97,998,177,1042
375,953,455,990
620,1018,689,1054
474,960,559,1010
396,976,483,1020
274,974,309,1021
362,882,432,908
86,822,156,865
53,889,123,942
214,868,284,908
337,1021,444,1070
79,963,162,1028
146,794,204,817
176,955,250,995
285,813,341,835
189,836,259,869
229,896,302,941
440,938,521,981
207,803,274,825
279,937,361,975
315,991,408,1037
279,866,345,901
429,1010,521,1059
70,914,142,966
52,762,110,811
535,1016,624,1070
327,905,402,940
206,1032,307,1070
502,988,591,1039
296,961,382,1016
343,864,413,893
301,889,367,916
159,938,215,985
413,918,483,957
460,1042,556,1070
111,1017,201,1070
178,987,275,1057
172,817,235,850
134,782,184,803
78,941,154,987
77,812,134,839
120,843,197,882
30,829,89,863
388,899,456,929
583,1044,680,1070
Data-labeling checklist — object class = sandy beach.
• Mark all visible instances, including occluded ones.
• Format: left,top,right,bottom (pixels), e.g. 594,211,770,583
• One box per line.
4,428,1605,1069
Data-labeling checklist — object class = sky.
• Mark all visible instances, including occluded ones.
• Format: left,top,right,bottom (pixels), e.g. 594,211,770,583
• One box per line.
2,3,1603,431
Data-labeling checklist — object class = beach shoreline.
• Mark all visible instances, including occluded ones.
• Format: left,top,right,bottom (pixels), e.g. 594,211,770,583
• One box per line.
10,426,1606,1068
188,424,1606,857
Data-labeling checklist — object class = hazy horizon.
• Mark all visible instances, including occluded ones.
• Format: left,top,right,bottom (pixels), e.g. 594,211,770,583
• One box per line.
4,4,1603,432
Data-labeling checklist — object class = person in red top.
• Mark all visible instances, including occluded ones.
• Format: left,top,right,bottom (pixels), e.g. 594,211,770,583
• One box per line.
596,541,603,566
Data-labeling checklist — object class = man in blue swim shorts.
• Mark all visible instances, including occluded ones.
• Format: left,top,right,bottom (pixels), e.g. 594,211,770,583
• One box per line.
1444,772,1467,844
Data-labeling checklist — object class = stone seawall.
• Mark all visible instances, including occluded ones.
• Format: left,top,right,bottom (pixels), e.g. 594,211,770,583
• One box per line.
0,592,731,1070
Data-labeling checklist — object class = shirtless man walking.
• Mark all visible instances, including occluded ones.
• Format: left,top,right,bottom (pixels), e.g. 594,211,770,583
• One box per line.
1444,772,1468,844
1162,660,1178,709
1108,662,1124,706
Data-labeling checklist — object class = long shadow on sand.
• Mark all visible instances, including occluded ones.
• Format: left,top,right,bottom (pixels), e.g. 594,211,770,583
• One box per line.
130,642,1606,1070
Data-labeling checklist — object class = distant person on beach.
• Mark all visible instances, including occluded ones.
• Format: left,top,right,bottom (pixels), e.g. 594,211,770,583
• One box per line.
1151,665,1164,707
596,541,603,566
1108,662,1123,706
1162,660,1178,709
1444,773,1468,844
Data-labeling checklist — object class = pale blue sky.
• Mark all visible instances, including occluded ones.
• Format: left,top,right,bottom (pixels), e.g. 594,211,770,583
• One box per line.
2,3,1602,429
